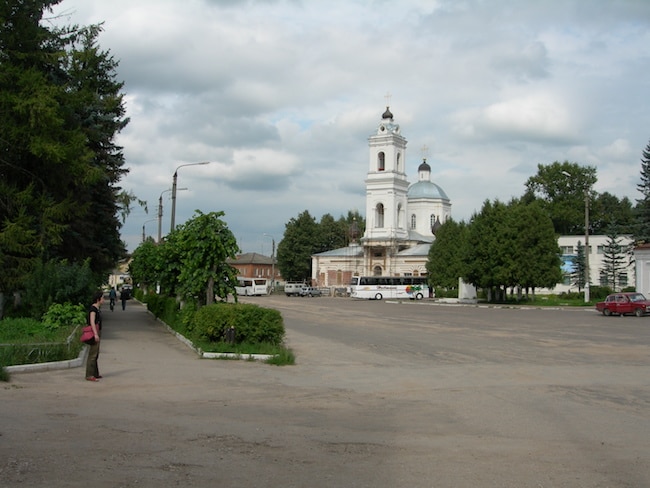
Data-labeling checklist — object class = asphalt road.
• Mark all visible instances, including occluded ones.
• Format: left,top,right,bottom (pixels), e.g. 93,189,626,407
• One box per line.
1,295,649,487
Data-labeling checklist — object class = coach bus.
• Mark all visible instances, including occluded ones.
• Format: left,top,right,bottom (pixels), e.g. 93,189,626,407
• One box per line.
350,276,428,300
235,277,269,296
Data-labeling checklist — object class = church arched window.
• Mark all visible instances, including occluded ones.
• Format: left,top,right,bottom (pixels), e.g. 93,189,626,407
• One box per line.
396,152,401,172
411,214,416,229
377,152,385,171
430,214,436,228
373,265,382,276
376,203,384,228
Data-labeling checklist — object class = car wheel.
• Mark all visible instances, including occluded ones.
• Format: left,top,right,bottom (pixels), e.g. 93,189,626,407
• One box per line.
636,308,644,317
603,308,611,316
374,293,383,300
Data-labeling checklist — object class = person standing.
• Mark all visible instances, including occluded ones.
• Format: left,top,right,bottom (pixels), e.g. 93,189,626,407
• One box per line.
85,291,104,382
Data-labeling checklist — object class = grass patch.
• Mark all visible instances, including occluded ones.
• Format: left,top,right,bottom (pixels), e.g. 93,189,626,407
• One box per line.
0,317,83,368
194,340,295,365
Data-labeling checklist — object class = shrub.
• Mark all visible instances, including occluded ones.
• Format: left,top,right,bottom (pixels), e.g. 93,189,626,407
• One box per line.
41,303,86,331
190,303,285,345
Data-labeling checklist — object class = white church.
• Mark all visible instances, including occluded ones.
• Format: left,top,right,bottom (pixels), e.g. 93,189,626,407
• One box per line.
311,106,451,287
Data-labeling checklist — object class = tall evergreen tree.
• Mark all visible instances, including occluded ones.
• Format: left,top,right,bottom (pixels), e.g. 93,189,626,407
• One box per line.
571,241,587,292
0,0,129,302
600,229,630,292
426,219,468,291
634,139,650,243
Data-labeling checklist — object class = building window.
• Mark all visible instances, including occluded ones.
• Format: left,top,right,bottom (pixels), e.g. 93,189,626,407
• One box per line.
430,214,435,228
396,152,401,172
410,214,416,229
560,246,574,254
376,203,384,228
413,270,420,277
373,265,382,276
377,152,385,171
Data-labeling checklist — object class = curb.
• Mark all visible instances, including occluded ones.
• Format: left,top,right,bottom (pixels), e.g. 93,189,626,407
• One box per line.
6,344,89,374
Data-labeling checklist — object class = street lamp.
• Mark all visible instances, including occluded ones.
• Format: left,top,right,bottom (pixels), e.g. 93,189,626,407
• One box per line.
263,233,276,294
170,161,211,231
562,171,590,303
158,187,187,242
142,218,158,243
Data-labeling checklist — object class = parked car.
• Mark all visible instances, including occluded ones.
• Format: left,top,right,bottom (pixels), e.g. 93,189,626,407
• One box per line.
299,286,322,297
284,282,306,297
595,292,650,317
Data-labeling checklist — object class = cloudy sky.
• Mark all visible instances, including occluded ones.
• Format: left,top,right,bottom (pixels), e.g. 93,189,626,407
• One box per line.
52,0,650,255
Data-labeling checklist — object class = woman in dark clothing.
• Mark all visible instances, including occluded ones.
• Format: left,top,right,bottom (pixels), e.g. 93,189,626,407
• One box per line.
85,291,104,382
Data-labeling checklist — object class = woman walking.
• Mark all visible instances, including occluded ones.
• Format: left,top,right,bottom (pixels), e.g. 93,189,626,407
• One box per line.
85,291,104,382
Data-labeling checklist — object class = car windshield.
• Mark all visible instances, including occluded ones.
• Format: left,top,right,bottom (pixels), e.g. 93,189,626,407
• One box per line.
628,293,647,302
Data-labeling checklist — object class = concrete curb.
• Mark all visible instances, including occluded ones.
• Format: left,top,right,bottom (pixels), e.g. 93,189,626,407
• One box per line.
6,344,89,374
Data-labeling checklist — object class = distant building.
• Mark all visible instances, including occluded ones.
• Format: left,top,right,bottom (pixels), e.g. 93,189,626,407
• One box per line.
312,106,451,287
227,252,280,285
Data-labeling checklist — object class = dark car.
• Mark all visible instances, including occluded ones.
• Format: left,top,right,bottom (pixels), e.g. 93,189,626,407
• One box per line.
595,292,650,317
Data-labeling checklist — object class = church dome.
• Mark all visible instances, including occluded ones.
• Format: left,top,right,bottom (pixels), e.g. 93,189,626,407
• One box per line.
418,160,431,172
408,180,449,200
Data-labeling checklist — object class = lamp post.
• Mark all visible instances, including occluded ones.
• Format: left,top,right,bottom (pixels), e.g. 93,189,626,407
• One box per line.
170,161,211,231
158,187,187,242
562,171,590,303
263,233,276,294
142,218,158,243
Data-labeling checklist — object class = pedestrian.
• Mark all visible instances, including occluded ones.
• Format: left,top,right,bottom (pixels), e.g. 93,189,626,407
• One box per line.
85,290,104,382
120,287,128,310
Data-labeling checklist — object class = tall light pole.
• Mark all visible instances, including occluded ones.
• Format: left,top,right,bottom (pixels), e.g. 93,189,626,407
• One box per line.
562,171,590,303
142,218,158,243
158,187,187,242
263,233,276,294
170,161,211,231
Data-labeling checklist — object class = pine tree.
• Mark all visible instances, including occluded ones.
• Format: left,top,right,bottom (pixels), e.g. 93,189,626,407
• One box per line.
600,230,629,292
634,139,650,243
571,241,586,292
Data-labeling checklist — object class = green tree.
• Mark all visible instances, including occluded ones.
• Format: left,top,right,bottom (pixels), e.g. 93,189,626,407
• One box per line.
426,219,468,291
128,239,160,293
0,1,130,303
524,161,597,235
600,229,630,292
634,139,650,243
571,241,587,292
510,201,562,298
171,211,240,305
277,210,319,281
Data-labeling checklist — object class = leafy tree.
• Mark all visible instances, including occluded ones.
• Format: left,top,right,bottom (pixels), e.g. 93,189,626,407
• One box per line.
317,214,347,253
634,139,650,243
426,219,468,291
277,210,319,281
600,229,630,292
510,201,562,298
524,161,597,235
591,192,634,235
168,211,239,305
128,239,160,293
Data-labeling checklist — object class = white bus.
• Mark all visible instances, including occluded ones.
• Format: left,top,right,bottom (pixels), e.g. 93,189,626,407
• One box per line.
235,277,268,296
350,276,428,300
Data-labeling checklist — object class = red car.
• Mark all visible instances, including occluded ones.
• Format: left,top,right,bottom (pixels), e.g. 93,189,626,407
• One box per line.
595,292,650,317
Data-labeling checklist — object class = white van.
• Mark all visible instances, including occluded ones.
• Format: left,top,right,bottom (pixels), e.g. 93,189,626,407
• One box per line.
284,282,306,297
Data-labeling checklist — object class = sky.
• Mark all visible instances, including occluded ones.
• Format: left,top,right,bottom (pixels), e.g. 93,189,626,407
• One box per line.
50,0,650,255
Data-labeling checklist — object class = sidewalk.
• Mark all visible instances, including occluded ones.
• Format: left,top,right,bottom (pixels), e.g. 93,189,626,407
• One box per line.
6,298,198,376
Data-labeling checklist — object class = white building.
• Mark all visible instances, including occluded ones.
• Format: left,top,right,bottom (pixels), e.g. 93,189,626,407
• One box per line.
312,106,451,287
555,234,634,294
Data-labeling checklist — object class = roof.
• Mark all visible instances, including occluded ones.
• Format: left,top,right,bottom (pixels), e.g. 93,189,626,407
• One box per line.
313,244,364,258
227,252,274,265
408,180,449,200
397,243,433,256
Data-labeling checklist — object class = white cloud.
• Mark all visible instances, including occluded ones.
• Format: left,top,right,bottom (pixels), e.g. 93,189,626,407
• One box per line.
52,0,650,253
